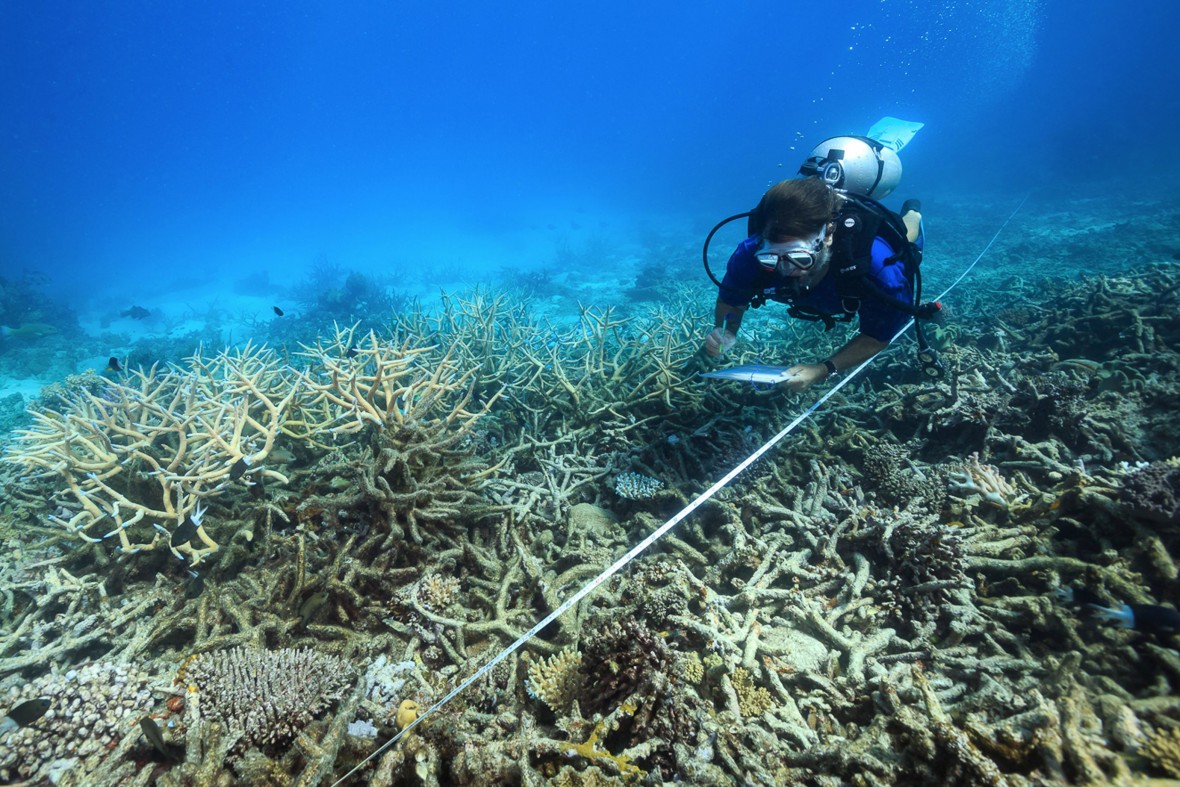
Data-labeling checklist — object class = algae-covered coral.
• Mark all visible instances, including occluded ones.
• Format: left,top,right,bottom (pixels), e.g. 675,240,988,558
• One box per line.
1,248,1180,785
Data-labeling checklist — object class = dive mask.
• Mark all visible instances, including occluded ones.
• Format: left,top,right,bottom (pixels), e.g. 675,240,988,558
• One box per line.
755,232,826,272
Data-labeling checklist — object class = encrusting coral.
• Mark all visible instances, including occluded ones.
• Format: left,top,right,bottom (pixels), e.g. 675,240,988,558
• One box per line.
0,661,157,783
731,666,773,718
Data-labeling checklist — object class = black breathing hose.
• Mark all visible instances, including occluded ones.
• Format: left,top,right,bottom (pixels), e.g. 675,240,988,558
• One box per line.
701,211,750,288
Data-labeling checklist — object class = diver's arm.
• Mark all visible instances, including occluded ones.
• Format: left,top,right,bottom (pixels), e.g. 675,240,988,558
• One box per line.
828,333,889,372
779,333,888,392
705,237,758,358
714,300,745,332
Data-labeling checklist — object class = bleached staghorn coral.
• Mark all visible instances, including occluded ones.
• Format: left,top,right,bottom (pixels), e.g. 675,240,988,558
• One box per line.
297,323,507,542
422,288,537,391
297,322,500,436
522,303,698,420
3,323,502,562
4,343,301,563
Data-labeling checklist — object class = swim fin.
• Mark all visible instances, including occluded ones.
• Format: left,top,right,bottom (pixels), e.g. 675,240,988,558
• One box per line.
867,117,924,152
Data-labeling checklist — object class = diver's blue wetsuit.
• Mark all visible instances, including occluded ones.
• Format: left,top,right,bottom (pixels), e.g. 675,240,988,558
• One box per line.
718,232,919,343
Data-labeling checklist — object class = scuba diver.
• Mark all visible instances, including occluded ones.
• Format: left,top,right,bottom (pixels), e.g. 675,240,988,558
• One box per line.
700,125,941,391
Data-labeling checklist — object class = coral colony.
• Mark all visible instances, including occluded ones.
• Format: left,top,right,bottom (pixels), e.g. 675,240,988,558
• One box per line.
1,264,1180,784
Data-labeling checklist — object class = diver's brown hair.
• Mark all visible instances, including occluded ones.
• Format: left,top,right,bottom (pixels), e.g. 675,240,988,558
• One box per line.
758,178,837,242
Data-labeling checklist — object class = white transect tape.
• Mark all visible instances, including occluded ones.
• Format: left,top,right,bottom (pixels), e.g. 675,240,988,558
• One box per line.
331,195,1027,785
930,193,1028,304
886,193,1029,347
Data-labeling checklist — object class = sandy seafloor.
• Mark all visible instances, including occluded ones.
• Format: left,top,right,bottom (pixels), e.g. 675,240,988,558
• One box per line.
1,187,1179,785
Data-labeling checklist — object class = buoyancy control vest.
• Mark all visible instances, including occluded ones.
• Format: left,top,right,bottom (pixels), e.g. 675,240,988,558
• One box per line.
745,191,927,326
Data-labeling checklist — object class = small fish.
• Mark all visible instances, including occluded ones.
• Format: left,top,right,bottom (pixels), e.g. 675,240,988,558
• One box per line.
299,590,330,628
184,570,205,599
1091,603,1180,634
345,345,358,359
121,306,151,320
106,356,123,373
2,697,51,731
396,699,422,730
273,306,284,316
229,457,249,480
170,502,206,552
171,516,198,549
139,716,178,760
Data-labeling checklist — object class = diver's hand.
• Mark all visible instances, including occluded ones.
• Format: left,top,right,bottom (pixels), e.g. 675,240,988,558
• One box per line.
703,328,737,358
777,363,828,392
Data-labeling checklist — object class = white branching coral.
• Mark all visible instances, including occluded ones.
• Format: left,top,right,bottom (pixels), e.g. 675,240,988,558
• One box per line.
361,655,419,721
4,343,300,563
187,646,355,747
4,324,500,565
297,322,498,435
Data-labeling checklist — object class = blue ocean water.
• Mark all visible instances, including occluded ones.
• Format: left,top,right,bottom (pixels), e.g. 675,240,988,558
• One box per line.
0,0,1175,343
2,5,1179,783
